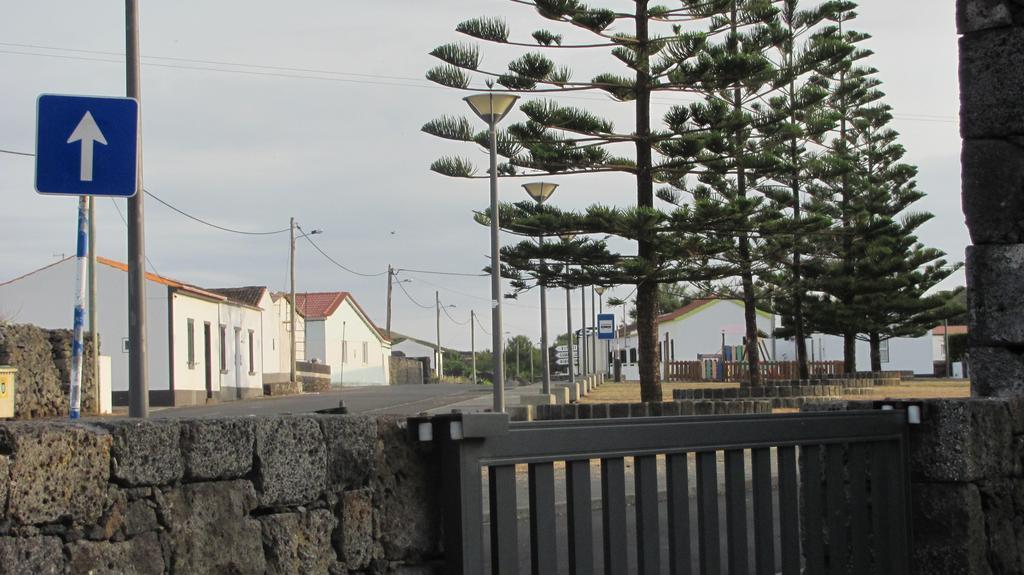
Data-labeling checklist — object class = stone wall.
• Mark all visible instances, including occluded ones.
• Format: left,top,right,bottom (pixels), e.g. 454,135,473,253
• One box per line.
0,323,99,418
0,415,441,574
806,398,1024,574
958,0,1024,396
390,357,424,386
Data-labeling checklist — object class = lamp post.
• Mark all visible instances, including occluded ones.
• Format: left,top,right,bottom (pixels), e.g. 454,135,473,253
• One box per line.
522,181,557,394
465,91,519,413
596,286,606,374
560,234,576,383
290,220,322,385
435,292,456,379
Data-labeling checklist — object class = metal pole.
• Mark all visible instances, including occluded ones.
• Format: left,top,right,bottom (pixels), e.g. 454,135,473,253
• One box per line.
70,197,88,419
87,197,99,413
566,284,574,384
530,341,534,383
944,318,951,377
435,291,442,379
488,112,505,412
290,217,296,384
539,237,551,394
590,286,597,374
515,338,520,377
580,287,588,377
126,0,148,418
386,265,394,339
340,321,346,387
471,310,477,385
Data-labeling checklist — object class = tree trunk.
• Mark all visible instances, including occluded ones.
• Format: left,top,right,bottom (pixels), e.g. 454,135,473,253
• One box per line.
869,331,882,372
633,0,661,402
843,332,856,374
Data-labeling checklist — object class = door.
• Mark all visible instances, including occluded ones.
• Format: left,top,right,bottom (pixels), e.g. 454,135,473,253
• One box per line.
203,322,213,399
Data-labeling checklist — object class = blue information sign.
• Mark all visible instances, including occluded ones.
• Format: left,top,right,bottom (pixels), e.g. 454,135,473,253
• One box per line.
35,94,139,197
597,313,615,340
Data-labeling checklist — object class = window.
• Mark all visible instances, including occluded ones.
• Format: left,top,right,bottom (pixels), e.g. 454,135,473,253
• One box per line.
219,325,227,372
248,330,255,374
629,348,637,364
670,340,675,361
187,319,195,369
880,338,890,364
362,342,368,364
342,340,348,364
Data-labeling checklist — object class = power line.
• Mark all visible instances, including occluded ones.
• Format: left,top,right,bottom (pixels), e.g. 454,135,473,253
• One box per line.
109,197,161,277
395,277,432,309
474,311,492,336
144,189,290,235
0,148,33,157
441,303,471,326
396,267,487,278
298,227,387,278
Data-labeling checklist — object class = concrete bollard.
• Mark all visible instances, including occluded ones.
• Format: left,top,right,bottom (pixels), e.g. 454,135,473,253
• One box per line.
519,394,556,407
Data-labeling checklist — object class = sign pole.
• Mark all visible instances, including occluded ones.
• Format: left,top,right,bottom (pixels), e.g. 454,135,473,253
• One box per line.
70,197,88,419
126,0,148,417
88,197,99,413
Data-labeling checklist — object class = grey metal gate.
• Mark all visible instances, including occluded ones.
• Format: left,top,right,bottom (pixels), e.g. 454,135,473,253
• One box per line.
413,409,911,575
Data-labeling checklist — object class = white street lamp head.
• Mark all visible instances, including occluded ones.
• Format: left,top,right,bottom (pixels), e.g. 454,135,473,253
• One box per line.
522,182,558,204
464,93,520,125
595,286,606,296
560,233,576,243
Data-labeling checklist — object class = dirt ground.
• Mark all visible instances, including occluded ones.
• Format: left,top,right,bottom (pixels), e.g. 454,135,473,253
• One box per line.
581,378,971,404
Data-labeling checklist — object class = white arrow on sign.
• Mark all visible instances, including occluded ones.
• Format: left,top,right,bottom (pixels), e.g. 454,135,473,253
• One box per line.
67,111,107,182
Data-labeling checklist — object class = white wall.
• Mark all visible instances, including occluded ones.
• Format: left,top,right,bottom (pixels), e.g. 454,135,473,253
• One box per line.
775,333,934,374
320,300,390,386
217,301,264,394
0,259,170,394
659,300,775,362
392,339,437,370
305,320,327,366
169,292,221,395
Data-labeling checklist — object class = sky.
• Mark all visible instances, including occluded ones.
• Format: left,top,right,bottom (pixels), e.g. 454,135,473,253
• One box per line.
0,1,964,352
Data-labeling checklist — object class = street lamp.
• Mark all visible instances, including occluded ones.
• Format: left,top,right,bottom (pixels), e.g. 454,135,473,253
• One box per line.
290,220,322,385
435,292,456,379
465,91,519,413
523,182,558,395
560,233,576,383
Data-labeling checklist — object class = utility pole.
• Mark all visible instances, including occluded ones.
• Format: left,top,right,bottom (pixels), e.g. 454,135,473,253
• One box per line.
126,0,148,418
87,197,99,413
944,318,952,377
435,291,442,378
470,310,477,385
590,286,597,374
385,265,394,339
289,217,297,384
580,287,588,377
529,341,534,383
566,285,575,383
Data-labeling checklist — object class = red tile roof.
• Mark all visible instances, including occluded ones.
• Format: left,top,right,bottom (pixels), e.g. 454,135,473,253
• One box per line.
294,292,350,319
208,286,268,309
933,325,968,336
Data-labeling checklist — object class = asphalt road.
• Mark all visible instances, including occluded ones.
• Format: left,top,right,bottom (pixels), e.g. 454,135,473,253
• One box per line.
149,383,492,419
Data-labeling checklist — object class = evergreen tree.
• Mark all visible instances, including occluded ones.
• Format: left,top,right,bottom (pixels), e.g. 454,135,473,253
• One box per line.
422,0,772,401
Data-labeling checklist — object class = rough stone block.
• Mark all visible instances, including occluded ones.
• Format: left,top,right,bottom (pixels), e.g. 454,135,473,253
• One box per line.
589,403,609,419
254,416,327,506
0,422,110,525
317,415,378,491
550,387,570,405
180,418,253,481
97,419,183,487
518,394,555,407
977,478,1024,574
677,401,695,416
508,405,533,422
961,27,1024,138
122,499,159,538
0,536,64,574
261,509,338,575
661,401,681,417
957,0,1023,33
576,404,592,419
911,399,1015,482
374,417,440,561
609,403,630,418
695,401,714,415
67,532,164,575
534,404,551,420
629,402,648,417
161,480,265,574
970,346,1024,397
335,488,374,570
912,483,989,575
964,140,1024,244
968,245,1024,345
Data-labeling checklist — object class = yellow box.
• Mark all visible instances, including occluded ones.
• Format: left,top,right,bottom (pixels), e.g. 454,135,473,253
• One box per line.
0,367,15,418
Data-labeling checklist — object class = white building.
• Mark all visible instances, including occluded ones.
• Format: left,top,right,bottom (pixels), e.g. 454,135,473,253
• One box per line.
209,287,307,386
391,332,458,376
295,292,390,386
611,298,935,379
0,257,265,406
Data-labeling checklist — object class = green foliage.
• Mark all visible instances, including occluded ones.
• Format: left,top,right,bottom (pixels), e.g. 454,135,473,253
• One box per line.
457,17,510,43
430,43,481,70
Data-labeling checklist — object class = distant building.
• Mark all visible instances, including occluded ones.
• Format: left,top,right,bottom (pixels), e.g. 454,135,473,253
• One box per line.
295,292,390,386
0,257,265,406
390,332,461,377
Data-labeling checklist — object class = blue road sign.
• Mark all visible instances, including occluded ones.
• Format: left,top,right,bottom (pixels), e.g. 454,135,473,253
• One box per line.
35,94,139,197
597,313,615,340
